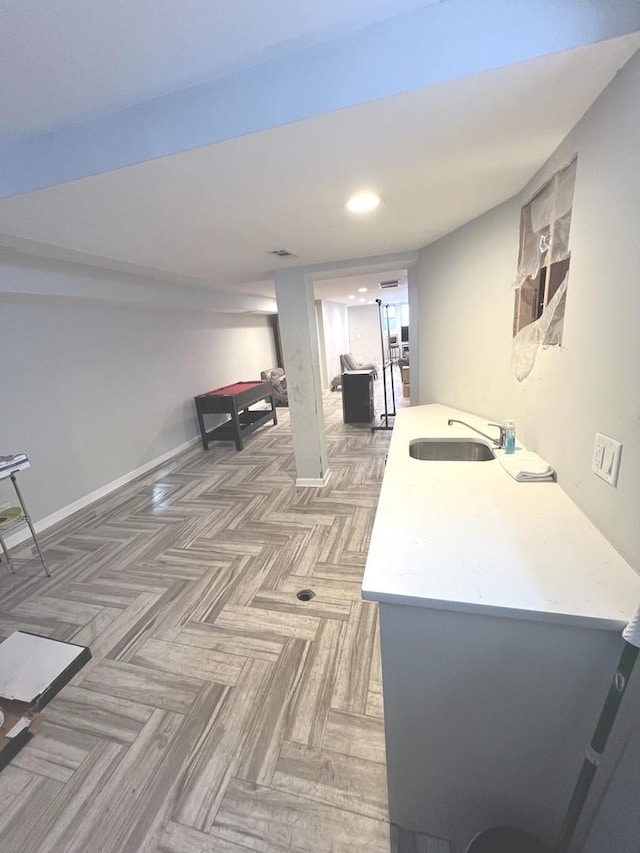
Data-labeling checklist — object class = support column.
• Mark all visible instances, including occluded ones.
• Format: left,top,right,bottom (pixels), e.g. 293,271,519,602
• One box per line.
274,269,330,487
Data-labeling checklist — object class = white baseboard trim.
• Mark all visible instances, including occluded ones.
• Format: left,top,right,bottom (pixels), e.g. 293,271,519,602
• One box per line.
4,435,201,550
295,469,332,489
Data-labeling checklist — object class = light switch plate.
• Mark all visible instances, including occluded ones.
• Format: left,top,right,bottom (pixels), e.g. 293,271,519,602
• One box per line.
591,432,622,487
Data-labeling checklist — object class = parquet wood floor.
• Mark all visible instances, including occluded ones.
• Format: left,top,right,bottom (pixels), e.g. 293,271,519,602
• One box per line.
0,380,449,853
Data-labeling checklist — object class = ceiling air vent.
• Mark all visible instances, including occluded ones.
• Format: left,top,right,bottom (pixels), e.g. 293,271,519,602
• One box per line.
379,279,399,289
268,248,298,259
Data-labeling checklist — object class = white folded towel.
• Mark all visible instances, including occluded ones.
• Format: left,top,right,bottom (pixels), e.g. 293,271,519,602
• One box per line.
499,450,555,482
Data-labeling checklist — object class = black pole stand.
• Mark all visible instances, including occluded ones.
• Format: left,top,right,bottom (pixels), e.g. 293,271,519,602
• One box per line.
371,299,396,432
385,303,398,413
553,638,639,852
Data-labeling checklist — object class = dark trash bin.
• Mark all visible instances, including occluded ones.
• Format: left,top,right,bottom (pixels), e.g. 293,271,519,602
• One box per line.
466,827,550,853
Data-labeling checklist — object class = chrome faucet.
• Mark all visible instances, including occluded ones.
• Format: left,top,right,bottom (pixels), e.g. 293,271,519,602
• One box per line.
447,418,507,449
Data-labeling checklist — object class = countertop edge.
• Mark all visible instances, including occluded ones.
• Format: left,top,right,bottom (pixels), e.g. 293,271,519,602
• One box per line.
361,587,627,631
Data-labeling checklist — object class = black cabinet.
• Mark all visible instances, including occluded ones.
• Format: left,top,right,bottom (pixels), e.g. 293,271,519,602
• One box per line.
342,371,374,424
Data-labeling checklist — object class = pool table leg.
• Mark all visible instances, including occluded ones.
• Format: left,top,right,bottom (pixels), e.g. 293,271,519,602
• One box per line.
196,406,209,450
232,402,243,451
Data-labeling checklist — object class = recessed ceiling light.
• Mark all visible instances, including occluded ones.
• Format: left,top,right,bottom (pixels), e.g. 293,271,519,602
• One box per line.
346,191,381,214
358,287,368,293
359,297,366,302
348,294,356,300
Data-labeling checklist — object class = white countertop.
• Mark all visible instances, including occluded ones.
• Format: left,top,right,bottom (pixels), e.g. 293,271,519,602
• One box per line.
362,404,640,629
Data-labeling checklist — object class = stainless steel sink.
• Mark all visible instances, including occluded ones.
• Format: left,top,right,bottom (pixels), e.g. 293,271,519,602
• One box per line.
409,438,495,461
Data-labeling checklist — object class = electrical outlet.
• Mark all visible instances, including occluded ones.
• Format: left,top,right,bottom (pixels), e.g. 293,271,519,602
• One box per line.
591,432,622,487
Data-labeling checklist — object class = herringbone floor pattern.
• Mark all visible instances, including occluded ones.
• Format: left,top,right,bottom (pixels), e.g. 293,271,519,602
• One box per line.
0,382,449,853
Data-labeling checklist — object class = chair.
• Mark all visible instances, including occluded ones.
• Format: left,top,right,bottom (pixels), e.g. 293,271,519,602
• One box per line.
339,353,378,380
389,335,400,363
260,367,288,406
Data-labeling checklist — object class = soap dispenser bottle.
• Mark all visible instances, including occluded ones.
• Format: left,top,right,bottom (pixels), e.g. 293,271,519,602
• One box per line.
504,419,516,454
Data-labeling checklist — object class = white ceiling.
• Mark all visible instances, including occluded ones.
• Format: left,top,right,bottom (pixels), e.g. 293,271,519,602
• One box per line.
0,0,640,310
0,0,439,140
314,271,408,306
0,33,637,305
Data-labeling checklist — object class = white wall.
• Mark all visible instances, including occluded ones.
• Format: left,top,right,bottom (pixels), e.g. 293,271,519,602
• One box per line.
417,199,519,411
348,304,381,366
317,300,349,387
0,262,276,527
417,49,640,569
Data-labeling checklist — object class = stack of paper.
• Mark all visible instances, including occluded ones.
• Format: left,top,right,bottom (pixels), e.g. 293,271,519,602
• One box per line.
0,632,89,704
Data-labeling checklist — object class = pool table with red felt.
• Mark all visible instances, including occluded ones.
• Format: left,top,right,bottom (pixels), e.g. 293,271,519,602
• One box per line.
194,380,277,451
